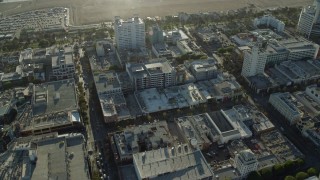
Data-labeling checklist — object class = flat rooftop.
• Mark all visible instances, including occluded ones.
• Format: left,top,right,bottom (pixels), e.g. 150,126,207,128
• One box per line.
246,74,273,90
274,60,320,81
52,53,73,66
135,83,206,113
228,105,274,134
99,93,130,119
133,144,213,180
32,79,77,116
177,113,219,146
17,133,89,180
271,92,303,115
94,72,121,93
127,60,173,78
114,121,176,158
207,111,234,132
293,91,320,117
214,167,240,180
24,110,80,131
115,16,144,25
266,68,291,86
279,38,316,50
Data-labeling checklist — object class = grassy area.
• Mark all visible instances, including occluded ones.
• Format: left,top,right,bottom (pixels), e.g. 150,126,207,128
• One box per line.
30,42,39,49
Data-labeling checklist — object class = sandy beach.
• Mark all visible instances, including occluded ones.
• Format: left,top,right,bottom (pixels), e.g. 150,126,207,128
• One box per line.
0,0,313,25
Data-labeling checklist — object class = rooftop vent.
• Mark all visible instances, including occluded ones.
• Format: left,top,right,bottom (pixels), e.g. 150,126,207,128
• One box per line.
54,92,60,100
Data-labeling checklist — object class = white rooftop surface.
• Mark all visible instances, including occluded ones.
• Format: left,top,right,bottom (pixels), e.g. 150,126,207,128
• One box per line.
114,121,175,158
167,30,189,40
31,134,89,180
221,109,253,138
138,88,174,112
32,79,78,116
133,145,213,180
164,86,189,107
136,83,206,113
232,105,275,133
66,136,89,180
177,113,219,146
71,111,80,122
179,84,206,106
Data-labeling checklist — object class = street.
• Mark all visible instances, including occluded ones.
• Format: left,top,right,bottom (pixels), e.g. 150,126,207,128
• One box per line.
79,48,117,179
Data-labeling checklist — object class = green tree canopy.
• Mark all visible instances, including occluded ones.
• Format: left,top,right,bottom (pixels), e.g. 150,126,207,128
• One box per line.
247,171,262,180
307,167,319,177
295,158,305,166
284,175,296,180
295,172,309,180
259,167,273,180
284,160,295,171
38,39,50,48
273,164,285,176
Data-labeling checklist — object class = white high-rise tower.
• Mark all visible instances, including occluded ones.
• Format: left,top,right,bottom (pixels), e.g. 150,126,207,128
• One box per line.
114,15,146,50
297,0,320,38
241,44,267,77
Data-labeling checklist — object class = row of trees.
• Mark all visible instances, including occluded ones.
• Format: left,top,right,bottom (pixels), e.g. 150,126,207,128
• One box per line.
77,82,89,125
247,158,320,180
216,45,234,55
284,167,319,180
175,53,207,64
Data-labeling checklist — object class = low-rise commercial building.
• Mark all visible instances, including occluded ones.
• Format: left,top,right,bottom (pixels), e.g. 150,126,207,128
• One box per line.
112,121,176,162
233,149,259,177
14,132,89,180
116,48,150,68
300,116,320,147
269,92,305,125
189,61,217,81
133,144,214,180
196,72,243,102
305,84,320,104
135,83,206,114
94,72,130,123
195,27,219,42
164,29,189,45
225,105,275,135
126,60,176,91
245,60,320,94
151,43,173,59
176,105,272,145
274,60,320,84
181,110,245,146
177,40,201,55
175,64,196,85
176,114,220,150
51,46,75,80
0,104,13,125
21,79,82,136
253,15,285,32
294,85,320,117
